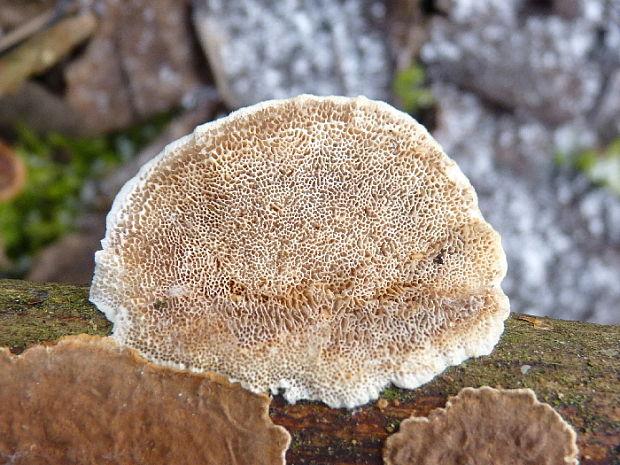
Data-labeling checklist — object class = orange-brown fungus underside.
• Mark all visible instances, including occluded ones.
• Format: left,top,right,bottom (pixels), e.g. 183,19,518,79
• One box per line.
0,335,290,465
383,386,579,465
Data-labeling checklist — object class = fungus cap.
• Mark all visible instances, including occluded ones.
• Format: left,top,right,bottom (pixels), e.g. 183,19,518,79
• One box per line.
0,140,26,202
90,94,509,408
0,335,290,465
383,386,579,465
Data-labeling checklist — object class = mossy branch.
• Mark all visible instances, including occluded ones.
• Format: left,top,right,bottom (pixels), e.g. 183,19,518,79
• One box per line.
0,279,618,465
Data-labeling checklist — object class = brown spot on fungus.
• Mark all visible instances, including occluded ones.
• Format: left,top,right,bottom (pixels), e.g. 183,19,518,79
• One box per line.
90,95,509,408
0,335,290,465
383,386,579,465
0,140,26,202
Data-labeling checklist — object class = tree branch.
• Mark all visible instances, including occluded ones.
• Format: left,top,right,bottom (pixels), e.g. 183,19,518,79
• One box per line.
1,278,618,465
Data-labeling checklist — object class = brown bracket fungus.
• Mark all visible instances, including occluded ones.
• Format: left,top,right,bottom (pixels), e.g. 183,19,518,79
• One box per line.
90,95,509,408
0,335,290,465
383,386,580,465
0,141,26,202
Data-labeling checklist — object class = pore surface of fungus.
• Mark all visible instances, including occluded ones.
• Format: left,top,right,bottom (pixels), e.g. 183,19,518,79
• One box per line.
90,95,509,408
0,335,290,465
383,386,579,465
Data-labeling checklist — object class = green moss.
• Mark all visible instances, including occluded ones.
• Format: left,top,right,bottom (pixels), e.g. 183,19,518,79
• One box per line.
384,420,401,433
289,434,305,450
0,113,173,277
392,63,435,117
555,136,620,197
0,279,111,352
378,387,401,400
370,315,619,433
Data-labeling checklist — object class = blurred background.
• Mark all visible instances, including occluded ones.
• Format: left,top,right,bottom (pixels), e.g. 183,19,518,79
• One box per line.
0,0,618,324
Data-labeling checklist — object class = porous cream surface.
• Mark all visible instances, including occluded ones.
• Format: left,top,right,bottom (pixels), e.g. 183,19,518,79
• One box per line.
91,95,509,408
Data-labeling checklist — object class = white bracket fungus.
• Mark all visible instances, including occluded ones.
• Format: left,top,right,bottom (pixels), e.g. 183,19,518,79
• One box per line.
90,95,509,408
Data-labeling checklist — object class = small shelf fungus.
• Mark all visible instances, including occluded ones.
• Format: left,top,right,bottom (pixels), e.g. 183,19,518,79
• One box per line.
90,95,509,408
0,335,290,465
383,386,579,465
0,140,26,202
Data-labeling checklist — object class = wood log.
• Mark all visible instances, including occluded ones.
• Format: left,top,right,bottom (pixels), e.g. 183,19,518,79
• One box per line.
1,278,618,465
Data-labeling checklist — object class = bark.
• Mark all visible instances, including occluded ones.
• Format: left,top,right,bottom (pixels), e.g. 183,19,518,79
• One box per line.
1,278,618,465
0,13,97,97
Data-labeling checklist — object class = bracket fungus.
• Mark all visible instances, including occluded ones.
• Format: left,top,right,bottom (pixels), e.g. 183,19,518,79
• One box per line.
0,335,290,465
0,140,26,202
90,94,509,408
383,386,579,465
